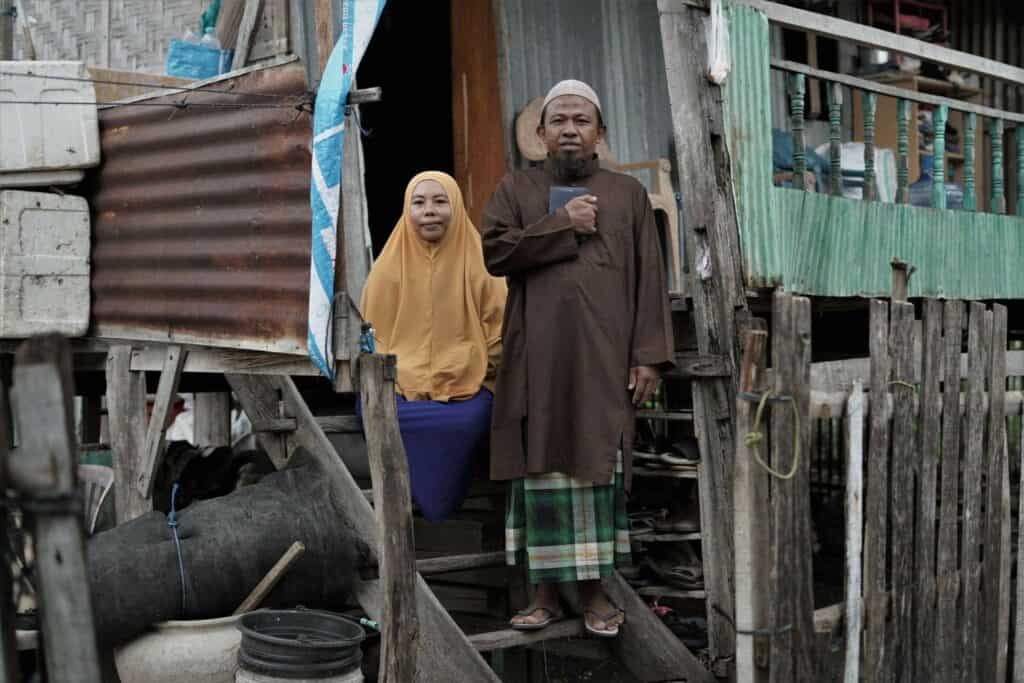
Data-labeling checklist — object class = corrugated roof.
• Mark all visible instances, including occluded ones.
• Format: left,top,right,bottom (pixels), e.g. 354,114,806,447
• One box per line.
88,58,317,354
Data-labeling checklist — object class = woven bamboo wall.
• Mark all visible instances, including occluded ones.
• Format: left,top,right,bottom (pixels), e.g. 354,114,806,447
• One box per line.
13,0,288,75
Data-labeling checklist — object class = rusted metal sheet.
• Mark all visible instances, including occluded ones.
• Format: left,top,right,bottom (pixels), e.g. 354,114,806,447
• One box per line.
88,58,316,355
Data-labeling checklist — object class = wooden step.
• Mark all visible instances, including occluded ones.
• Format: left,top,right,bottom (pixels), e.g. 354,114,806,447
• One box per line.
469,618,586,652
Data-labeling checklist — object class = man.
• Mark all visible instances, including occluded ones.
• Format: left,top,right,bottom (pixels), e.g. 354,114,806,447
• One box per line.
482,80,675,637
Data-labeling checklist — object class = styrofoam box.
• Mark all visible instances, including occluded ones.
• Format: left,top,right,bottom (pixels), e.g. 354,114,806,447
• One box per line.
0,169,86,189
0,61,100,173
0,190,90,337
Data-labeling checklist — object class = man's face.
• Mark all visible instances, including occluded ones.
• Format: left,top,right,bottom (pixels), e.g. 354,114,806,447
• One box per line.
538,95,605,162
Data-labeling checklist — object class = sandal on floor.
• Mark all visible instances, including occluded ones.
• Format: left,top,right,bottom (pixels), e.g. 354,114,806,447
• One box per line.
584,608,626,638
510,606,564,631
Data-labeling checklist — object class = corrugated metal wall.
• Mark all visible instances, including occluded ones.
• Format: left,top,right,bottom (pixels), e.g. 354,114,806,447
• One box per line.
496,0,674,167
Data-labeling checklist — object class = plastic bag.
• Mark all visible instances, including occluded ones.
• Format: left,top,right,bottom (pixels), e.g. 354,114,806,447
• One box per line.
166,38,234,79
704,0,731,85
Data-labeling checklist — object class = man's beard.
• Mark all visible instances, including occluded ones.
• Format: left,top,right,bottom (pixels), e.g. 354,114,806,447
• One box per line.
549,153,589,180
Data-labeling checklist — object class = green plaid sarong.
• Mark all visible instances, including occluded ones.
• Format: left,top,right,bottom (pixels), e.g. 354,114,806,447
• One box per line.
505,452,631,584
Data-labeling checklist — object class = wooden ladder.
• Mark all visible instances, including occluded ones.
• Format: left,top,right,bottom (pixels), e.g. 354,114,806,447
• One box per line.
226,354,714,683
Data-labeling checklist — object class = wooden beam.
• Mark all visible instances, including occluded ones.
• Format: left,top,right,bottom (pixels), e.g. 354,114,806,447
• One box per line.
0,352,17,679
416,552,505,575
105,347,150,523
137,346,187,499
658,5,749,675
733,329,769,683
843,382,865,683
359,355,418,683
665,352,730,378
470,619,585,652
225,374,500,682
315,0,333,79
233,541,305,615
11,336,101,683
231,0,263,71
317,415,363,433
729,0,1024,87
607,572,716,683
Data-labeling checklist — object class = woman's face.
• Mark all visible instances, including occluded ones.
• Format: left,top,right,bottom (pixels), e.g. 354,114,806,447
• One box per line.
409,179,452,243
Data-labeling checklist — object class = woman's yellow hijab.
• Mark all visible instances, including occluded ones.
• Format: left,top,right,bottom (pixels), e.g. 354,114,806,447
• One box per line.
360,172,507,401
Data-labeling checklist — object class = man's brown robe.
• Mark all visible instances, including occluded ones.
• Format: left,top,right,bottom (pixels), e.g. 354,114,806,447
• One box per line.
482,157,675,489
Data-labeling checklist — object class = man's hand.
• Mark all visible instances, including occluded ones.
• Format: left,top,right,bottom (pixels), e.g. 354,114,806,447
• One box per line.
565,195,598,235
629,365,660,406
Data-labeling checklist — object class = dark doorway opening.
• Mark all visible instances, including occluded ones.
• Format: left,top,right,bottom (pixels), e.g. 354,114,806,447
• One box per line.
357,0,454,255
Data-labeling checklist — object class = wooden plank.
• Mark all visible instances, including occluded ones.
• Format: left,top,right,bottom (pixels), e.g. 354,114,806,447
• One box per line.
606,572,716,683
791,297,815,682
658,5,749,675
888,302,916,681
231,0,264,70
225,374,501,682
317,415,363,433
359,355,418,683
193,392,231,447
981,304,1008,682
961,303,990,683
104,346,150,523
664,351,731,378
770,59,1024,125
863,299,891,683
727,0,1024,87
11,336,101,683
314,0,334,78
996,429,1012,683
137,345,187,499
734,328,769,683
416,552,505,576
843,380,865,683
234,541,305,615
470,619,584,652
913,300,942,682
129,346,320,376
937,301,963,682
0,363,18,680
770,291,795,683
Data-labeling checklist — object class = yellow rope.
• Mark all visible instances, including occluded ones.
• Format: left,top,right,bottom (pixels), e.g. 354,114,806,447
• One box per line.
744,391,802,480
888,380,918,393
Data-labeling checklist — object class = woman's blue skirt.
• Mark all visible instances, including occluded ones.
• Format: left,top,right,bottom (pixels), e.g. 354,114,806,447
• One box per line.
360,390,492,522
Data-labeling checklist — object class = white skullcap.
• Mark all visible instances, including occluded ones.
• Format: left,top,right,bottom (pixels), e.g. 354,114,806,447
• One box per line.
542,79,602,114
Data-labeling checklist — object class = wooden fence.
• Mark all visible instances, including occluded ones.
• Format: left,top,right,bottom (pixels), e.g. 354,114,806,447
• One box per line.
735,294,1016,681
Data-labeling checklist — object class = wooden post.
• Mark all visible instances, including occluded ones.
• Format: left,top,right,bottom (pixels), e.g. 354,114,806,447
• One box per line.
843,380,865,683
791,298,815,683
138,345,187,499
891,259,914,303
358,354,419,683
315,0,334,78
231,0,263,70
980,305,1008,683
194,393,232,447
734,328,769,683
863,299,891,682
936,300,964,683
0,354,17,680
913,300,942,682
962,303,991,683
888,301,916,682
9,335,101,683
105,346,151,523
658,5,750,675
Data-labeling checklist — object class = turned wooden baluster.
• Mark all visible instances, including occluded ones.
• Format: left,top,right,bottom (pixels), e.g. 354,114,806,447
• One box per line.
1017,125,1024,216
828,83,843,196
963,113,977,212
932,105,948,210
991,118,1005,214
789,74,807,191
896,98,911,204
862,92,877,202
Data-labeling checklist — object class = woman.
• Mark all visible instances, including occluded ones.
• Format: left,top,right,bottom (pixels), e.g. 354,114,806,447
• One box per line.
359,171,507,522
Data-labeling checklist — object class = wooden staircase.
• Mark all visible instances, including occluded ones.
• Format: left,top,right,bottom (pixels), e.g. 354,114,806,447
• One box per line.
227,354,714,682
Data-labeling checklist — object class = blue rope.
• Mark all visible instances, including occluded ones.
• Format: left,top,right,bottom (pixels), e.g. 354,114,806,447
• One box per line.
359,323,376,354
167,482,187,615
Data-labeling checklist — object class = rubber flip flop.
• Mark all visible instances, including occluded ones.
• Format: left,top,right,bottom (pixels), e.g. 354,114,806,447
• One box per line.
510,606,564,631
584,608,625,638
